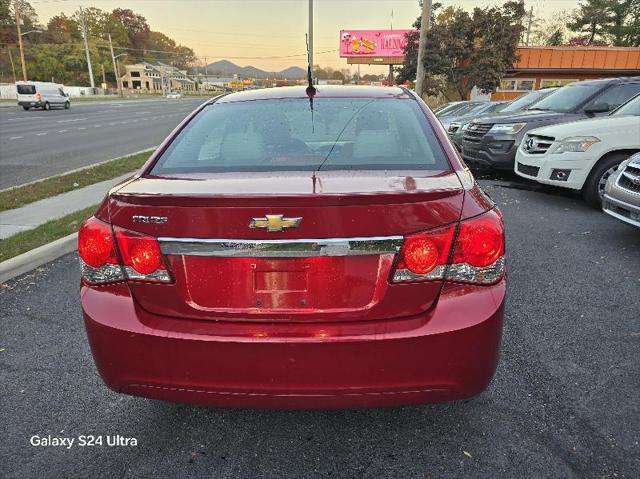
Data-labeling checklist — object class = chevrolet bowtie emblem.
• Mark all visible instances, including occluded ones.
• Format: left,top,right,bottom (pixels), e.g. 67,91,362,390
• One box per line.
249,214,302,232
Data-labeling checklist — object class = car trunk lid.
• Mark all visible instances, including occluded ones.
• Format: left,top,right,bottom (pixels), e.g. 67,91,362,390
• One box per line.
109,170,464,322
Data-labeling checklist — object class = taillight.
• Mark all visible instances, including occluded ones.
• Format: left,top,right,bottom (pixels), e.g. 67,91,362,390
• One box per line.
78,217,171,284
446,209,505,284
393,224,456,282
78,217,124,284
114,227,171,282
392,208,505,285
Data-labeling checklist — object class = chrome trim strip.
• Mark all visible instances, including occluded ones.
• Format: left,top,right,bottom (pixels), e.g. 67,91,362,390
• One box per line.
158,236,404,257
603,193,640,211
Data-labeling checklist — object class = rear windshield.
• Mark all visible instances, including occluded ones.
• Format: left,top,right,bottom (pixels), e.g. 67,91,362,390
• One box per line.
17,84,36,95
151,97,450,174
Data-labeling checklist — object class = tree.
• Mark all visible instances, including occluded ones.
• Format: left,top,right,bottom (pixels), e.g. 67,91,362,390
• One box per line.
110,8,150,56
398,1,525,100
330,70,345,81
45,14,81,44
0,0,39,43
0,2,199,85
546,29,564,46
528,10,571,45
606,0,640,46
567,0,614,44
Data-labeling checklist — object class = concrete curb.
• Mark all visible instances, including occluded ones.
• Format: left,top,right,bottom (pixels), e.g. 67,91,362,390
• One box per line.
0,233,77,284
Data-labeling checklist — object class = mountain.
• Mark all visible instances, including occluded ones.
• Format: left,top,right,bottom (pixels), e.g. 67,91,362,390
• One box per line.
205,60,306,79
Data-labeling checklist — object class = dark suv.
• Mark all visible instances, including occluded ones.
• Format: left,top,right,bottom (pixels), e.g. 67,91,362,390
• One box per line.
461,77,640,169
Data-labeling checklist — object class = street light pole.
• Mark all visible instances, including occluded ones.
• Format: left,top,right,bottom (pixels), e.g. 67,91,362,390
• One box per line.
79,6,96,89
14,0,27,81
108,33,123,96
414,0,432,98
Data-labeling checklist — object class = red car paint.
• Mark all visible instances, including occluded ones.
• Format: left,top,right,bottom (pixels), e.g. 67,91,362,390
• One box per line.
80,86,506,408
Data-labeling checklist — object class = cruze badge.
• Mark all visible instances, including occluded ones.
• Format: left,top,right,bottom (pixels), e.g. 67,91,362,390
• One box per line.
132,215,168,224
250,214,302,232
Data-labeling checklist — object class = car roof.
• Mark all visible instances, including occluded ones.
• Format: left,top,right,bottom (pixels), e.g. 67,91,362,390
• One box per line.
215,85,410,104
568,76,640,86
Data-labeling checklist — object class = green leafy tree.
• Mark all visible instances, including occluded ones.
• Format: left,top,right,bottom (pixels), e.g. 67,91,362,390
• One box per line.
567,0,615,44
606,0,640,46
1,0,38,43
398,1,525,100
45,13,81,44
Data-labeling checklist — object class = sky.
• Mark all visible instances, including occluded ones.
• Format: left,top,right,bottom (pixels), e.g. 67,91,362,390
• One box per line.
30,0,581,74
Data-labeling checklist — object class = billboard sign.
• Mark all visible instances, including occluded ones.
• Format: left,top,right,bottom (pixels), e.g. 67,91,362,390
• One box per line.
339,29,415,58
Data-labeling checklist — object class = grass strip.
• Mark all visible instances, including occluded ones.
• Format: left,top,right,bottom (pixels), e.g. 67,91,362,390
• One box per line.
0,150,152,213
0,205,97,262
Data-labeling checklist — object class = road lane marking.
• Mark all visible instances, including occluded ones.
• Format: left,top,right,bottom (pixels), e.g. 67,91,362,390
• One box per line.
77,127,86,130
58,130,68,133
36,132,47,136
57,118,88,123
9,136,23,140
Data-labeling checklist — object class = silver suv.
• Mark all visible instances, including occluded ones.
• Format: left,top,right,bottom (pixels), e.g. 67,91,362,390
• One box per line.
603,152,640,228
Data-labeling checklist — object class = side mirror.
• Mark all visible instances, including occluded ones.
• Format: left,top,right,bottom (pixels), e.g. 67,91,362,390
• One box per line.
584,102,610,115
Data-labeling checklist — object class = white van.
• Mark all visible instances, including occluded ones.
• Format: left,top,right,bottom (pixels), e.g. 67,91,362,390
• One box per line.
16,81,70,111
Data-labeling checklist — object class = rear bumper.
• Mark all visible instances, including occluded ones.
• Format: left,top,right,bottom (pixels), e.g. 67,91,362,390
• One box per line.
82,280,506,409
18,101,42,108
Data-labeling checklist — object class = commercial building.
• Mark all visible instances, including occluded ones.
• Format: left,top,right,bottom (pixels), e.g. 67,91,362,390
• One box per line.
492,46,640,100
120,62,196,93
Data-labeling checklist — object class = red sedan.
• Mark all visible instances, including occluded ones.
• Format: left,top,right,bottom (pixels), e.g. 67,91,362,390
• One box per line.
79,86,506,408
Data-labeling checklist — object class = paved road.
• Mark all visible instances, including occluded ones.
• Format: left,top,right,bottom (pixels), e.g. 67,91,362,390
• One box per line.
0,98,206,189
1,179,638,478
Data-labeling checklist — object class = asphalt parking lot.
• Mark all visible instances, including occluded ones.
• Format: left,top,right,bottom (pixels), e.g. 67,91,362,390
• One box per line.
1,176,638,478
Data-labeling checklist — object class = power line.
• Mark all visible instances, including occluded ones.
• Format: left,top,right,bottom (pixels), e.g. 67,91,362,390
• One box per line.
1,41,338,60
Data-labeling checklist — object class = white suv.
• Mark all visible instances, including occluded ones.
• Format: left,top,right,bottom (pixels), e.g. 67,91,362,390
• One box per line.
514,94,640,207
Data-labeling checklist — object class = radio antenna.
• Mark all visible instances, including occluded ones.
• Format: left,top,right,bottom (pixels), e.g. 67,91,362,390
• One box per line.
305,33,315,135
305,33,316,99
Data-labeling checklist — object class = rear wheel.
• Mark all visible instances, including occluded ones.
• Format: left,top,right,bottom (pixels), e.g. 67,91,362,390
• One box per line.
22,106,30,111
581,153,627,208
64,101,70,109
43,102,51,111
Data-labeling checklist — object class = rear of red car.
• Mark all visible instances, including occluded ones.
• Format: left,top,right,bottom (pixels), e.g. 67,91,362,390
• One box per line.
79,86,505,408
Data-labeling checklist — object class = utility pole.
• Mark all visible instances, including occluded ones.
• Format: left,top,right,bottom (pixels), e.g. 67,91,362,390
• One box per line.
79,6,95,89
14,0,27,81
308,0,313,83
414,0,432,98
108,33,122,96
525,6,534,46
8,48,17,83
